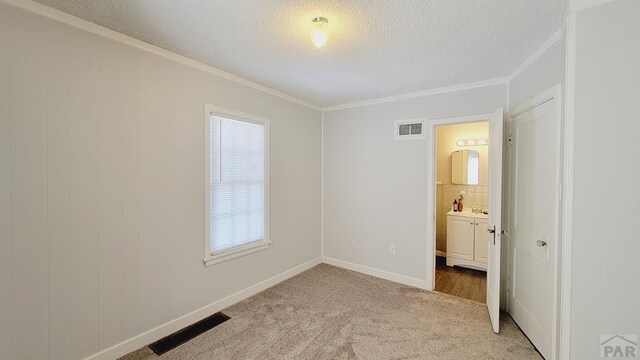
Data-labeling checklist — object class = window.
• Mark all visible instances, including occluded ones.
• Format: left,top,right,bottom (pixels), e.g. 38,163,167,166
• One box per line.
204,105,270,266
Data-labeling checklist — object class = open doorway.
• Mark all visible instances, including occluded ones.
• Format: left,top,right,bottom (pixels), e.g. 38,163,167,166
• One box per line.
434,121,490,304
426,108,504,333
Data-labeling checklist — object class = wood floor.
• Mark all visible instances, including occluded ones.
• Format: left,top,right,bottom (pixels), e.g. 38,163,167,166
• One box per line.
435,256,487,303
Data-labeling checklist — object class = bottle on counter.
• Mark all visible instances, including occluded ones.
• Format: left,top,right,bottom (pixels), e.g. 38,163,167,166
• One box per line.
453,199,458,212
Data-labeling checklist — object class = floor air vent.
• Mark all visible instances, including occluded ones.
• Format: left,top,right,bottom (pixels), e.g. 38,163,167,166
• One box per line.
148,312,230,355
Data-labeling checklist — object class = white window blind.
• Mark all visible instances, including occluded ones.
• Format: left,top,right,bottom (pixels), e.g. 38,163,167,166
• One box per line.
209,114,265,255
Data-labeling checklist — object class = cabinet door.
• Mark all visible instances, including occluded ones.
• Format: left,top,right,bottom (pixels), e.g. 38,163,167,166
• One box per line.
474,219,489,264
447,217,474,261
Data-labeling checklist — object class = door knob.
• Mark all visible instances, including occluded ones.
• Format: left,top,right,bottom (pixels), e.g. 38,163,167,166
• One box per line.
487,226,496,245
536,240,547,247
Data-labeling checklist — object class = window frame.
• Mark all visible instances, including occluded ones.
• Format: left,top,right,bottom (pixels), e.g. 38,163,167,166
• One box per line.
203,104,270,266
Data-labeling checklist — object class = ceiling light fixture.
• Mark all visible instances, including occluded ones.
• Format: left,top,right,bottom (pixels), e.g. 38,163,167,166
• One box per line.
311,17,329,48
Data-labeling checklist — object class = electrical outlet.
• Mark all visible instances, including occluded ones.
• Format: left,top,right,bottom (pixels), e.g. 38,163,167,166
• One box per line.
389,245,396,255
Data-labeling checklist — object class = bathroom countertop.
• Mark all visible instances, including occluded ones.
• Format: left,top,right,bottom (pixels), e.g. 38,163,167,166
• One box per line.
447,209,488,219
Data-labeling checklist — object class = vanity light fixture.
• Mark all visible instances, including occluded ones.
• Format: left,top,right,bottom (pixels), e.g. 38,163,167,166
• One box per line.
456,138,489,147
311,17,329,48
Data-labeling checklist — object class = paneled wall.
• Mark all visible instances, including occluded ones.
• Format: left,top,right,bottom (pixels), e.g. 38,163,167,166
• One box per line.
323,84,506,282
571,1,640,358
0,3,322,359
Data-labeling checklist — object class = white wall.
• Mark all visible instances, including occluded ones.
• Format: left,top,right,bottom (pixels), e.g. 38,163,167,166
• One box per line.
0,3,322,360
322,85,506,283
509,35,566,110
570,0,640,358
6,1,636,359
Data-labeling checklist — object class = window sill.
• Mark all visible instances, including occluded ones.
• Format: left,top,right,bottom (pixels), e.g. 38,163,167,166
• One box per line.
203,239,271,267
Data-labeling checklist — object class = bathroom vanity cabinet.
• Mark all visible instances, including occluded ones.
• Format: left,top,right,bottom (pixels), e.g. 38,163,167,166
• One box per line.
446,210,489,271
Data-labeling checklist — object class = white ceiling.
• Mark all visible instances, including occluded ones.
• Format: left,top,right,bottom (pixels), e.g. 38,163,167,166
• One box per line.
33,0,569,107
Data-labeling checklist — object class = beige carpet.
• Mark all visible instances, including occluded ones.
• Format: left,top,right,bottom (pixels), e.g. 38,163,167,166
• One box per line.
121,264,541,360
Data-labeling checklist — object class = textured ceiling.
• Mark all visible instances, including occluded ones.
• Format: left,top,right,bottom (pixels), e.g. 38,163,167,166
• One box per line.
33,0,569,107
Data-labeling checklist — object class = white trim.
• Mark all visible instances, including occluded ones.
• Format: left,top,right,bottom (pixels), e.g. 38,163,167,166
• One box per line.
394,118,428,141
0,0,570,114
0,0,322,111
435,250,447,257
322,257,429,290
322,78,509,112
425,112,495,291
507,84,563,360
508,28,566,81
204,240,272,266
552,84,564,360
83,257,322,360
320,111,325,257
559,12,576,360
203,104,271,266
506,78,511,112
320,25,564,113
509,85,561,118
570,0,618,11
0,0,573,114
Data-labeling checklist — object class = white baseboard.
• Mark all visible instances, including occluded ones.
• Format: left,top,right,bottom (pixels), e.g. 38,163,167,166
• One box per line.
84,257,322,360
84,256,429,360
321,256,429,290
436,250,447,257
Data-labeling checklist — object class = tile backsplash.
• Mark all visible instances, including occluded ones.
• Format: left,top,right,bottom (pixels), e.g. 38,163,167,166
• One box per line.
435,183,489,254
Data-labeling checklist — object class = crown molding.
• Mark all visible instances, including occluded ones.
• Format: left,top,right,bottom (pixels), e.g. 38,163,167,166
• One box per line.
322,25,566,112
0,0,323,111
322,77,509,112
508,27,566,81
570,0,619,11
4,0,572,115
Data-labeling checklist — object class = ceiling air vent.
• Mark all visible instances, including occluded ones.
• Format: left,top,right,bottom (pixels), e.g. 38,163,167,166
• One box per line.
395,119,426,140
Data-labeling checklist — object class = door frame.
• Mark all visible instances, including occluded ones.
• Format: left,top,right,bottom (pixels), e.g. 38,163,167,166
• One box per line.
506,84,563,360
425,112,496,291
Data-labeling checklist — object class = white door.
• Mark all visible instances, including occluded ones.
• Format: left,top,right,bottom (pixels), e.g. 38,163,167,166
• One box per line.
508,95,559,359
487,107,503,333
474,219,489,264
447,216,474,261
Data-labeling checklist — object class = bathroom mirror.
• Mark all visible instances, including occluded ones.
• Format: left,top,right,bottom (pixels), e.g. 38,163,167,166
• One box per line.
451,150,479,185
